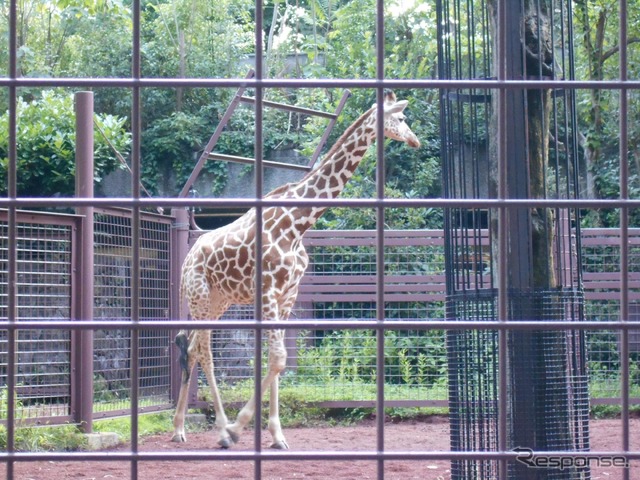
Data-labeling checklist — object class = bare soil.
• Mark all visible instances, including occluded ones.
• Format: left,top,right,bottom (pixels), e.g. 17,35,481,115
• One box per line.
8,417,640,479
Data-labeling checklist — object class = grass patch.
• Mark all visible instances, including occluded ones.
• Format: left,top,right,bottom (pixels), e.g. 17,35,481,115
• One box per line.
199,379,449,427
94,411,209,438
0,411,208,453
590,404,640,419
0,423,87,452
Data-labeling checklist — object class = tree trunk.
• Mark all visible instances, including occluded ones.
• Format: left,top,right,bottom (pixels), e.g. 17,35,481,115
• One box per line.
486,1,579,478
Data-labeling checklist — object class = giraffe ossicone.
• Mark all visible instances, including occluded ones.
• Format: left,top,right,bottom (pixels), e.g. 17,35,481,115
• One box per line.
171,90,420,449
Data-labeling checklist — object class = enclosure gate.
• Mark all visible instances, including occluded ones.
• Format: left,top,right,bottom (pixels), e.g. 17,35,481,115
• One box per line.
0,208,174,425
92,208,174,418
0,210,79,424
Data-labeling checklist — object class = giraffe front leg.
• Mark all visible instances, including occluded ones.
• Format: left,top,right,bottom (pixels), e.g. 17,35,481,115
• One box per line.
226,329,288,449
268,372,288,449
267,329,288,449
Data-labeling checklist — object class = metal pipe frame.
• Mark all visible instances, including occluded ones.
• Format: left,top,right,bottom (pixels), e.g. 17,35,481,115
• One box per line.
1,0,636,478
73,91,95,434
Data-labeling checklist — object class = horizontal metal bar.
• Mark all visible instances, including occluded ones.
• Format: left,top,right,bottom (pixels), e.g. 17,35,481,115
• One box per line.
5,450,638,463
1,197,640,209
0,319,639,331
316,400,447,408
208,153,311,172
90,404,173,420
590,397,640,405
239,96,337,118
1,77,640,90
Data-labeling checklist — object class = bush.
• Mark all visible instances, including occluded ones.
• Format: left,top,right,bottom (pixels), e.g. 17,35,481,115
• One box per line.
0,91,130,197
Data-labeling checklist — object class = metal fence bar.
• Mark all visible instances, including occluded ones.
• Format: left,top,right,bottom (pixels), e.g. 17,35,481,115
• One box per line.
3,220,640,428
6,1,19,477
253,3,265,479
0,3,638,479
73,91,95,433
4,77,640,90
619,2,631,479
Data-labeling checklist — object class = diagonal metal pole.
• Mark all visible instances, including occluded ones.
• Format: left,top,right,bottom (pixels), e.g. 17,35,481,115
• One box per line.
178,70,256,198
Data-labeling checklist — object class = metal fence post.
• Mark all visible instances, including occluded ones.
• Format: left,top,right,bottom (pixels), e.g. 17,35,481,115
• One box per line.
170,208,190,403
73,91,95,433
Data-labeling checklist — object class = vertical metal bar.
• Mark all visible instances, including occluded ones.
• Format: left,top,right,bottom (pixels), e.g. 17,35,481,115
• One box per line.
496,0,510,478
618,2,630,479
254,2,264,478
6,1,18,476
375,0,386,478
131,2,142,479
504,0,531,291
170,208,190,403
74,91,95,433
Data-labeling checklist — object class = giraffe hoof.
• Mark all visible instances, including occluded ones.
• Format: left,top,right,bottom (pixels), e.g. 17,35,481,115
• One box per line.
171,433,186,443
270,440,289,450
218,437,234,449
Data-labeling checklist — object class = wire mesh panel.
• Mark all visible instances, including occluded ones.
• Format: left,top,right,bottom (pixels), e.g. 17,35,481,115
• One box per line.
93,209,172,413
446,294,499,479
0,211,76,421
189,228,450,405
293,229,448,403
582,228,640,402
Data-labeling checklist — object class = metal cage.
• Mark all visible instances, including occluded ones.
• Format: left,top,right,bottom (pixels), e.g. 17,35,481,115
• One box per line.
438,0,590,478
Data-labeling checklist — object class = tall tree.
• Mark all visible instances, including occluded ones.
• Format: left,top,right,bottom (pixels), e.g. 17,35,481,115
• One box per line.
574,0,640,226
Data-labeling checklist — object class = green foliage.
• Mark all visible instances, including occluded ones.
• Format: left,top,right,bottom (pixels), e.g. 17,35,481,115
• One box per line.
0,422,87,452
142,110,228,196
0,387,86,451
573,0,640,226
4,0,640,223
1,0,444,205
295,329,447,388
0,91,130,197
213,377,447,426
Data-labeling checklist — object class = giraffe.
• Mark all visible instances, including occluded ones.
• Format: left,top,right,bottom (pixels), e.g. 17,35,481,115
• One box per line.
171,90,421,449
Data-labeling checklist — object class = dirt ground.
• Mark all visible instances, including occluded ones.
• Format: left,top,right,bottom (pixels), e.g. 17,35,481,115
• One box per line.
8,417,640,480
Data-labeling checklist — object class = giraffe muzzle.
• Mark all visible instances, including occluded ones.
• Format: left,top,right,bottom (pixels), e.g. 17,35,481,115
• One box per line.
407,135,421,149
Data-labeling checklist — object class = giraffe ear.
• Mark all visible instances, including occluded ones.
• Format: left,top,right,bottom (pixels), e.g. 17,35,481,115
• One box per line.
385,100,409,114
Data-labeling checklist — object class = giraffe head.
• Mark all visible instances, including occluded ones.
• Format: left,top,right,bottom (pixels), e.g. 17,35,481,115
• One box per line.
372,90,421,149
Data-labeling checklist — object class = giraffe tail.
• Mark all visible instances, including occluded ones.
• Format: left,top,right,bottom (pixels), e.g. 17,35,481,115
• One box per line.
175,331,190,383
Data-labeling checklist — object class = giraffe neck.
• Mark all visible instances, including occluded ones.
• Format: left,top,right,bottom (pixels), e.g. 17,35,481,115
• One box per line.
289,108,377,232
